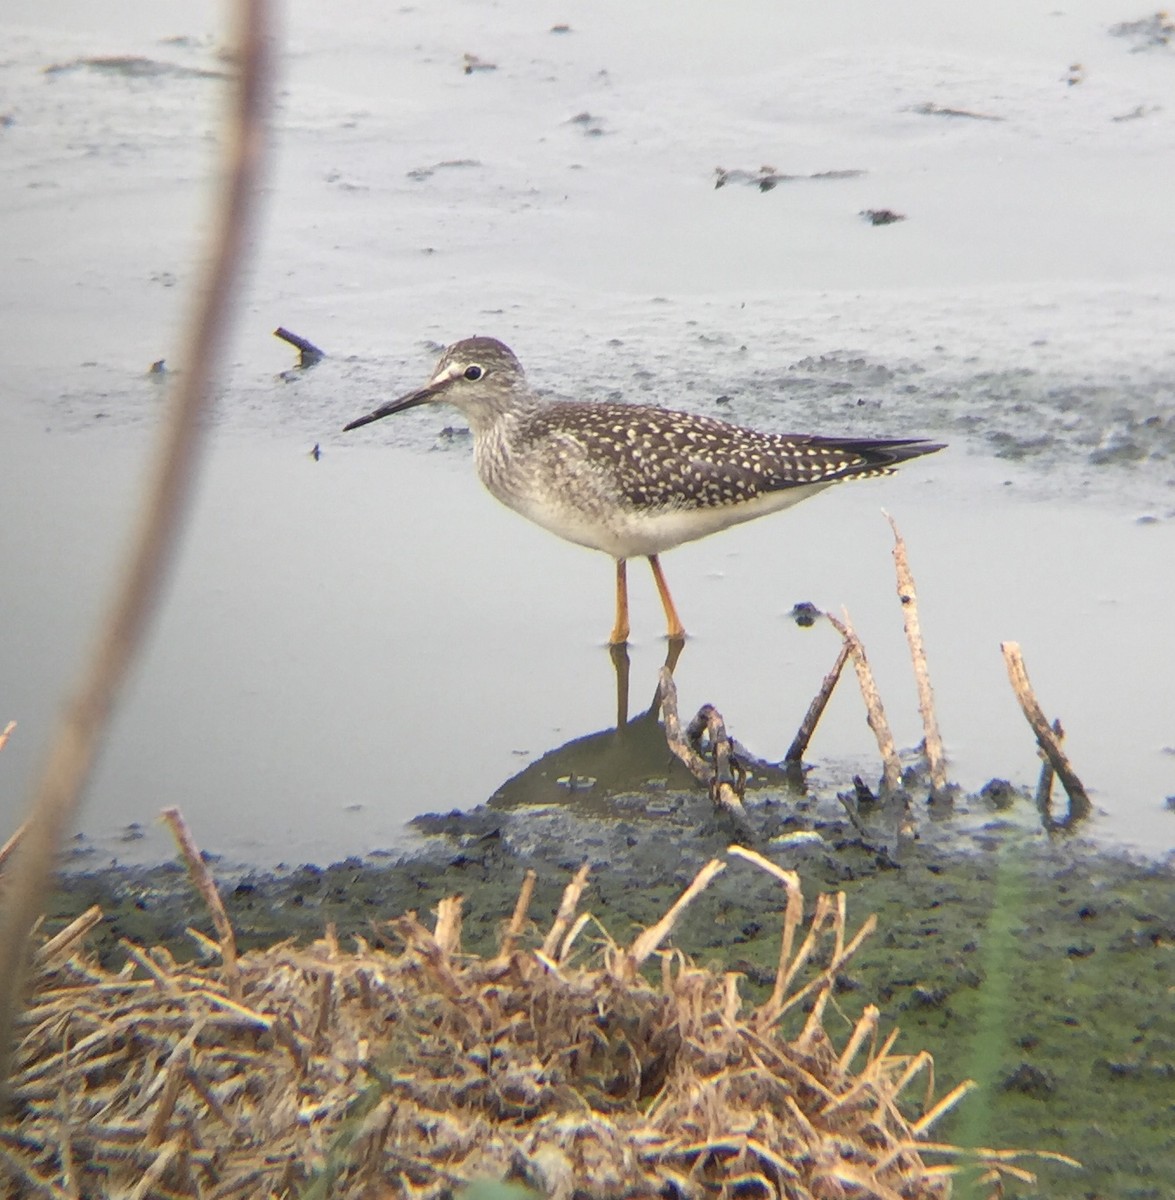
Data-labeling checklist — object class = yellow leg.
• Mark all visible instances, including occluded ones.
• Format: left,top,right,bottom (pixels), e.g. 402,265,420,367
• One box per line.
609,558,630,645
647,554,686,641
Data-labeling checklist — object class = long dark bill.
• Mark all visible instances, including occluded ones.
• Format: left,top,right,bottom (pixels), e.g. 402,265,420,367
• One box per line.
342,381,446,432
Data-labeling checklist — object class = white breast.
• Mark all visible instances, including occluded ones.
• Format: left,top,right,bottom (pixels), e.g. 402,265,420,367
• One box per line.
498,481,834,560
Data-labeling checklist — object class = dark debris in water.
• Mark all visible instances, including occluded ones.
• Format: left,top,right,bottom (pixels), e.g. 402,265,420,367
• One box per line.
861,208,907,226
908,101,1005,121
566,111,608,137
462,53,497,75
43,55,227,82
1109,11,1175,51
406,158,482,182
714,165,866,191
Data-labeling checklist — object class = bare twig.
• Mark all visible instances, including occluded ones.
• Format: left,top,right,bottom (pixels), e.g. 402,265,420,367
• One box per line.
686,704,748,818
836,791,869,837
886,513,949,799
1001,643,1091,825
825,609,902,796
785,641,851,766
658,668,709,778
273,326,324,367
0,1,270,1096
659,671,748,821
1035,718,1062,823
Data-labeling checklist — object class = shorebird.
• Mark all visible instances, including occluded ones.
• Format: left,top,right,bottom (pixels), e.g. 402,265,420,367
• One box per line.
344,337,943,644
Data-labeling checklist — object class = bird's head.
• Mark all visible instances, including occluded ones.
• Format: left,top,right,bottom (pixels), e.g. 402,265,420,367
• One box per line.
343,337,525,434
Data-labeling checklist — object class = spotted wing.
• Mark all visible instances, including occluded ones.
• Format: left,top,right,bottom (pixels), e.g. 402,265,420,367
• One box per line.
521,403,942,512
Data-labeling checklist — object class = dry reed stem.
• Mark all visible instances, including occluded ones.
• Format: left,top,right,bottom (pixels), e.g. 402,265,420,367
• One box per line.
386,914,466,1005
432,896,463,956
31,908,102,969
726,847,804,1020
0,1,270,1095
161,809,239,987
558,912,593,965
731,848,881,1037
886,513,949,799
762,889,837,1029
322,922,339,959
1000,642,1091,823
184,926,221,959
825,609,903,795
887,1050,934,1108
785,639,852,766
622,858,727,975
145,1028,200,1147
908,1079,980,1137
837,1004,880,1072
775,913,879,1024
541,863,591,959
833,890,846,961
126,1137,182,1200
119,941,179,995
496,869,537,961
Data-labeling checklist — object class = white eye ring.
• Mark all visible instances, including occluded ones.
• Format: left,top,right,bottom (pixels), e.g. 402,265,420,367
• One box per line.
463,364,484,381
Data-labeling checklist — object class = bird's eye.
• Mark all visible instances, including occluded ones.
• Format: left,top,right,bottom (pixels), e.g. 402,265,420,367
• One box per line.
463,364,484,381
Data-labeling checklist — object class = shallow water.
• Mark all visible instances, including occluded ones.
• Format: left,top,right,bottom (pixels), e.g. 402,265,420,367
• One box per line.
2,0,1174,865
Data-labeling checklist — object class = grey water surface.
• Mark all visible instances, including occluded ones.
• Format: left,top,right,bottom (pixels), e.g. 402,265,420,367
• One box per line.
2,0,1173,865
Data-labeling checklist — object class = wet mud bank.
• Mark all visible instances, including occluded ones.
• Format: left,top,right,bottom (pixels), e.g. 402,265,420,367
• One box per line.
48,789,1175,1198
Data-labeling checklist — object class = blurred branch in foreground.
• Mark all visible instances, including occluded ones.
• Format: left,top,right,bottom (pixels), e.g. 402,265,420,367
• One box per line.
0,0,272,1098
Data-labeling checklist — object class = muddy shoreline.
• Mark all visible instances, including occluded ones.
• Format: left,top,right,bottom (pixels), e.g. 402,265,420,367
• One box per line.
47,783,1175,1199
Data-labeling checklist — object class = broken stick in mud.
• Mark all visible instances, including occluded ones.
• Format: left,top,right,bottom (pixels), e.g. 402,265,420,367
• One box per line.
785,638,852,769
1001,641,1091,825
824,608,903,797
658,668,748,823
273,325,325,367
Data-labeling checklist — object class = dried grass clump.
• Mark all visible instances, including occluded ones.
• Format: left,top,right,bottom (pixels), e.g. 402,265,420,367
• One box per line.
1,844,1057,1199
